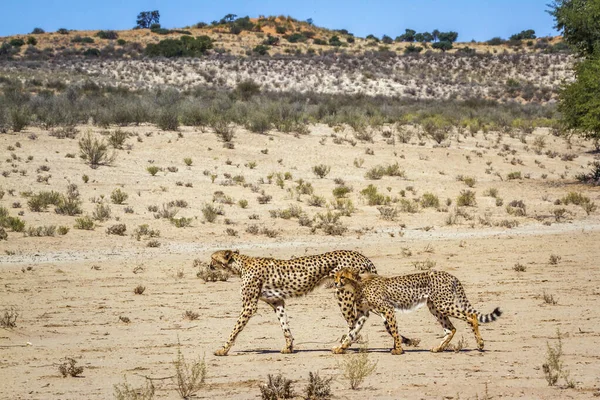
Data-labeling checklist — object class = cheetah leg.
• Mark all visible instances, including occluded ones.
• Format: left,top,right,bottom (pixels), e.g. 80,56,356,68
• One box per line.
449,310,484,351
262,297,294,354
380,308,403,355
468,313,484,351
214,299,258,356
335,287,358,340
428,302,456,352
333,310,369,354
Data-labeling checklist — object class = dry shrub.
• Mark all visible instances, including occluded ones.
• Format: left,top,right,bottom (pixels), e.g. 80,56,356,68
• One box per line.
259,374,294,400
58,357,84,377
304,371,332,400
340,344,377,390
79,131,116,169
173,344,207,399
0,307,18,328
114,376,155,400
134,285,146,295
543,329,575,388
107,224,127,236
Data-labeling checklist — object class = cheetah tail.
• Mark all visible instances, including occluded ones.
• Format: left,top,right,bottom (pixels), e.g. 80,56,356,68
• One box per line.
478,307,502,324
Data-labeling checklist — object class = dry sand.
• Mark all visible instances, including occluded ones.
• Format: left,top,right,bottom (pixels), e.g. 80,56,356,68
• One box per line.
1,123,599,399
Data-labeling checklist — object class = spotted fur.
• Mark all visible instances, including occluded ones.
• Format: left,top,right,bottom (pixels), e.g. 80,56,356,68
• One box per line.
209,249,377,356
332,268,502,355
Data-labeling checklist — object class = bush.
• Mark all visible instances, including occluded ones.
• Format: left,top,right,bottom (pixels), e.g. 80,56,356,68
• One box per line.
457,190,477,207
145,35,213,58
304,371,333,400
107,224,127,235
57,28,69,35
259,374,294,400
341,344,377,390
253,44,270,55
147,166,161,176
91,204,110,222
360,185,390,206
31,27,45,34
110,188,128,204
420,193,440,208
173,344,207,399
96,30,119,40
235,79,261,100
26,37,37,46
108,129,128,149
8,38,25,47
79,132,116,169
202,203,223,222
58,358,83,378
312,164,331,178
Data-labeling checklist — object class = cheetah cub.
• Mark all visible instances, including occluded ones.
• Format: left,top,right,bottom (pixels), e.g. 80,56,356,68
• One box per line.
332,268,502,355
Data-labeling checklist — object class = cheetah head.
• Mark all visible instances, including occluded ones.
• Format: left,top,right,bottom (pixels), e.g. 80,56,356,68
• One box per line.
334,268,361,289
209,250,239,272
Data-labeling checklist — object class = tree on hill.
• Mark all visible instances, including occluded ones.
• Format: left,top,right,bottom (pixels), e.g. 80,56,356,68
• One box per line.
136,10,160,29
432,29,440,42
415,32,433,42
549,0,600,148
432,41,453,52
549,0,600,56
510,29,536,41
397,29,416,42
438,31,458,43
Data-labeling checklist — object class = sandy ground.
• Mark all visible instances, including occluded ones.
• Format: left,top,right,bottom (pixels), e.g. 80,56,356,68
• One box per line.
1,123,600,399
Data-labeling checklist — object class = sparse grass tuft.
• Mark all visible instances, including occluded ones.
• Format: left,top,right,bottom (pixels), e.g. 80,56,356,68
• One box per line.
340,343,377,390
543,329,575,388
111,188,128,204
113,376,155,400
513,263,526,272
542,291,557,305
74,215,94,230
172,343,207,399
549,254,561,265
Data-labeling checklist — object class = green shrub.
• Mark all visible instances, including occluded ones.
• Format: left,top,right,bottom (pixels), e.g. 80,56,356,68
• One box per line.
147,166,161,176
360,185,390,206
202,203,223,222
92,203,111,221
74,216,95,230
312,164,331,178
145,35,213,58
421,193,440,208
96,30,118,40
457,190,477,207
110,188,128,204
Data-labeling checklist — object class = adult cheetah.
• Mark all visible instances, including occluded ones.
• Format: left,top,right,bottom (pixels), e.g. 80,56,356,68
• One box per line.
332,267,502,355
208,249,377,356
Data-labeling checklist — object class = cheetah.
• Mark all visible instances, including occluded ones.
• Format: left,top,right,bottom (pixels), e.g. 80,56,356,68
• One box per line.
208,249,378,356
332,267,502,355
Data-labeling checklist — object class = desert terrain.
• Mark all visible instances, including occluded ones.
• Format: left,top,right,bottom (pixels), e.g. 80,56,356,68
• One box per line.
1,115,599,399
0,15,599,400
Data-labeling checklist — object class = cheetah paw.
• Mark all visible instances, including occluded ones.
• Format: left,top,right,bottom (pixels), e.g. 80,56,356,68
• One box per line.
332,346,346,354
391,348,403,355
214,348,229,356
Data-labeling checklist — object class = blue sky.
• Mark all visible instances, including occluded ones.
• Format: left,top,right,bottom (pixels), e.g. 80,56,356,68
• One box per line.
1,0,559,41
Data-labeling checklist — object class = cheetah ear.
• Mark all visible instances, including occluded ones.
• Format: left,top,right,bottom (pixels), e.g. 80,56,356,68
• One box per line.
223,250,234,261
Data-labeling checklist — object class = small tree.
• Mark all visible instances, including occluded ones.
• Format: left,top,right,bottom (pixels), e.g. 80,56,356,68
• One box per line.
558,56,600,148
136,10,160,29
432,41,453,52
397,28,416,42
31,27,45,34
